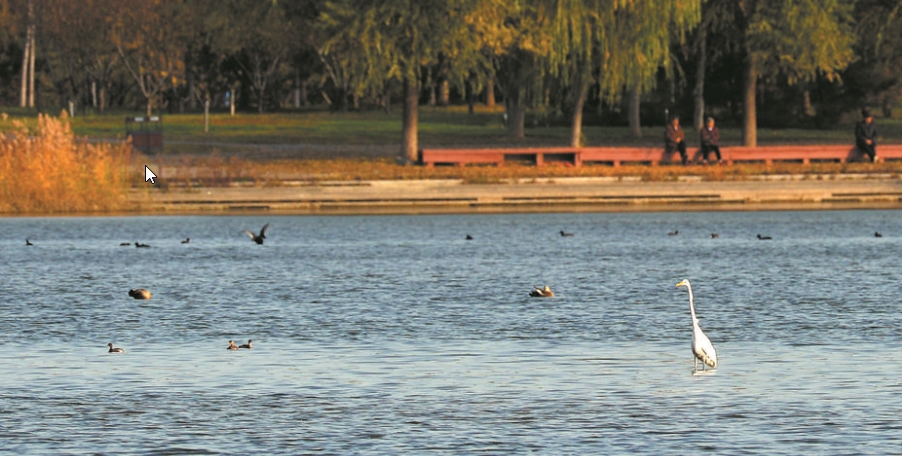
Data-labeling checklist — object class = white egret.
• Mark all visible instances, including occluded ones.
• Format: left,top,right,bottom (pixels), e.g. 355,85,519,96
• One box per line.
676,279,717,371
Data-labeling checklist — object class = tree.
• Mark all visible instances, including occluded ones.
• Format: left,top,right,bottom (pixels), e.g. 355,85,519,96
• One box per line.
113,0,190,116
737,0,855,146
852,0,902,117
540,0,701,145
218,0,294,113
322,0,513,162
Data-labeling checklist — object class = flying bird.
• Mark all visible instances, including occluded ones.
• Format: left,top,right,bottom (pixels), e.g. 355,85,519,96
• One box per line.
244,223,269,244
676,279,717,372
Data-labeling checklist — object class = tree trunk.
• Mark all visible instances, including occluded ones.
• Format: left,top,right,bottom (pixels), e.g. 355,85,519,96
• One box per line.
20,34,30,108
439,80,450,106
506,95,525,138
146,97,153,117
693,31,707,131
570,81,588,147
486,78,495,107
467,78,475,114
99,86,106,113
882,94,892,118
802,89,813,116
742,55,757,147
383,85,391,113
428,81,436,106
628,85,642,139
294,69,301,108
26,0,35,108
401,76,419,163
27,33,35,107
300,80,308,107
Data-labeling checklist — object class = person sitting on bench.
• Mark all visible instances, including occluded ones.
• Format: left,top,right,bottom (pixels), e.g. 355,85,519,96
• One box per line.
665,115,688,165
699,117,723,165
855,108,878,163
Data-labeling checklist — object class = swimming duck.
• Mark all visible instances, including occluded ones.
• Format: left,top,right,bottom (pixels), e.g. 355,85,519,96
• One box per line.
120,242,131,246
128,288,152,300
108,343,124,353
710,233,719,238
757,234,772,240
875,232,883,238
227,340,239,350
465,234,473,240
243,223,269,244
135,242,150,248
238,339,253,349
668,230,679,236
529,286,554,298
181,238,190,244
560,230,574,237
25,239,33,246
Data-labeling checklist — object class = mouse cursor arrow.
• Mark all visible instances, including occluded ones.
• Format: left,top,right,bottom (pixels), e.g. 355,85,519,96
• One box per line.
144,165,157,184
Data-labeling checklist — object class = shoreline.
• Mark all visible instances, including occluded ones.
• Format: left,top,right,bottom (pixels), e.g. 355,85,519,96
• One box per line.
133,174,902,215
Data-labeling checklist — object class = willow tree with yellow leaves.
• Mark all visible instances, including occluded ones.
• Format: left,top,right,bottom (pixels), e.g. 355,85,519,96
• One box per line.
507,0,701,145
726,0,855,146
320,0,515,163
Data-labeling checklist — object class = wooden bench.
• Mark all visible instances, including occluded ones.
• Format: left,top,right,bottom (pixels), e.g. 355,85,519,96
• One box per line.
420,144,902,167
420,147,579,167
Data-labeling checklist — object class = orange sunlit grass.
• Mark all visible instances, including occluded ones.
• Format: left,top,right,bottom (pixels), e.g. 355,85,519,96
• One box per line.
0,113,133,213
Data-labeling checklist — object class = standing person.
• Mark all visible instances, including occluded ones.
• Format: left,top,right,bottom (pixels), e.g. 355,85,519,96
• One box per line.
665,116,688,165
699,117,723,165
855,108,878,163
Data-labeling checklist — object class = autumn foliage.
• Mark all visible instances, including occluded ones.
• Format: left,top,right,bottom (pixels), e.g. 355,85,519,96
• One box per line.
0,113,132,213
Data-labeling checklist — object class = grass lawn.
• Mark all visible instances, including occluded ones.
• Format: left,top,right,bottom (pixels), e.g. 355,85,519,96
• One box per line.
3,105,902,187
3,104,901,150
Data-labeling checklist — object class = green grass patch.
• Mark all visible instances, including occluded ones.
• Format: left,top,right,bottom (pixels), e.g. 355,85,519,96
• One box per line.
3,105,901,152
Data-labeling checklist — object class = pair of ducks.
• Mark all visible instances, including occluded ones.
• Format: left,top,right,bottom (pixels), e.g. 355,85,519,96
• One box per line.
227,340,253,350
109,340,255,353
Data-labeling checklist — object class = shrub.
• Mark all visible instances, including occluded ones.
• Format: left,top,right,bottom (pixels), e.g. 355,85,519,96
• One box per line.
0,112,132,213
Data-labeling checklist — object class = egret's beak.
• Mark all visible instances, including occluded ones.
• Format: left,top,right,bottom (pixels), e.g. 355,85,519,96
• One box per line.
676,280,687,288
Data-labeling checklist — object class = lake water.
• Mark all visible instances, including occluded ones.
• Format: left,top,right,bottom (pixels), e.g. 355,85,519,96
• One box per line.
1,210,901,455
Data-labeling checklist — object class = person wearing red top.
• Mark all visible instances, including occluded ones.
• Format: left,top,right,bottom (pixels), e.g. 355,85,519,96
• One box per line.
665,116,688,165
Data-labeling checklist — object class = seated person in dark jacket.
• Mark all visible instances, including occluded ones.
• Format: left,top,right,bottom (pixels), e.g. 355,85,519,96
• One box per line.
665,116,688,165
855,108,878,163
699,117,723,164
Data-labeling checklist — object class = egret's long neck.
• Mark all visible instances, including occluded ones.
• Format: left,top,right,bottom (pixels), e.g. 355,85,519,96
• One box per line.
686,284,698,323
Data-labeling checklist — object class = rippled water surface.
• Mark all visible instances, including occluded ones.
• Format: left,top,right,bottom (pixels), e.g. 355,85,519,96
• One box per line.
2,211,901,454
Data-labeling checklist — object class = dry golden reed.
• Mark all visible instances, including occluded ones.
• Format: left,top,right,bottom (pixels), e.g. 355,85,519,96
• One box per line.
0,112,132,213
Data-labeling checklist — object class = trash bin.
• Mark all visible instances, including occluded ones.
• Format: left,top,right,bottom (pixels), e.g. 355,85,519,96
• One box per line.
125,116,163,154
